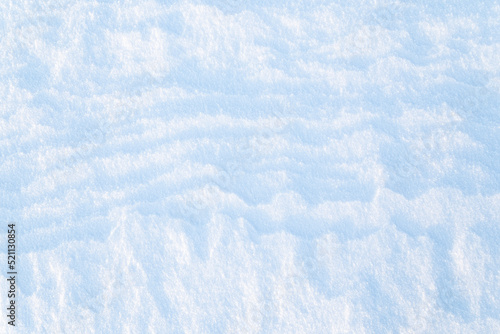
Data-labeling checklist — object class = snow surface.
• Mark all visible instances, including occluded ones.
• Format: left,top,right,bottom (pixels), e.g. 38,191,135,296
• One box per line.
1,0,499,333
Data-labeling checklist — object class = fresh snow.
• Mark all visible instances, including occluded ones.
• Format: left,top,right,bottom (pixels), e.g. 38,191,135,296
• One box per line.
1,0,499,333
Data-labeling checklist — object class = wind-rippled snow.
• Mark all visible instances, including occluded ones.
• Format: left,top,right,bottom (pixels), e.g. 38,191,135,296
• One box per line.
1,0,499,333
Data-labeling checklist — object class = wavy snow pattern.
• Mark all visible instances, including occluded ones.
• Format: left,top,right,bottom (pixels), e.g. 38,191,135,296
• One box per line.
1,0,499,333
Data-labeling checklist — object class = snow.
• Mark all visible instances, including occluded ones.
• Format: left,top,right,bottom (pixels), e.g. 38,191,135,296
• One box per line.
1,0,499,333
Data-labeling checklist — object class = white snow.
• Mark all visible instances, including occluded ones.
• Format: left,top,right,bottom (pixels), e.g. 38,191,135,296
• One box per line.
1,0,499,333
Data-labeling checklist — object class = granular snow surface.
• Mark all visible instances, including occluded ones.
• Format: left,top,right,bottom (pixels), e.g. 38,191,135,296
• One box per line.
0,0,499,333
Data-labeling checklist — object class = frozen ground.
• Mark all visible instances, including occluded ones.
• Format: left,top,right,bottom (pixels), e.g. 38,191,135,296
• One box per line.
1,0,499,333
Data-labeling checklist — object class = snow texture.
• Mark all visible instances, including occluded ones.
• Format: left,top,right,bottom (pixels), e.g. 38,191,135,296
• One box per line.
1,0,499,333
